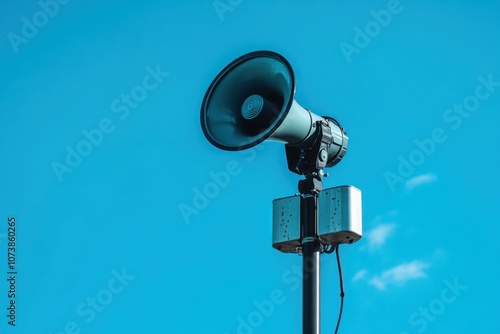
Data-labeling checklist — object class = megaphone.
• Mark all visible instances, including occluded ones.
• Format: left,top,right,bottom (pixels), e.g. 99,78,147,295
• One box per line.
200,50,348,171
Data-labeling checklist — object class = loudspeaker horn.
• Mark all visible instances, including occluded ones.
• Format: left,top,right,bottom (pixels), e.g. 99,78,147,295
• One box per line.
200,50,348,167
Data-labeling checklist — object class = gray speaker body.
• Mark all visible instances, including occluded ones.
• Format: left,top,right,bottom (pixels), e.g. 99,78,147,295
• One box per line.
272,195,302,254
272,186,362,253
317,186,362,245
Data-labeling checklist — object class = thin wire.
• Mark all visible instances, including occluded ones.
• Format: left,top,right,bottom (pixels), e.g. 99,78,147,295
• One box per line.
334,245,345,334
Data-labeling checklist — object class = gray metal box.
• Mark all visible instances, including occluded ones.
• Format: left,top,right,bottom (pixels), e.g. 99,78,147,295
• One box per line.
272,195,301,253
318,186,362,245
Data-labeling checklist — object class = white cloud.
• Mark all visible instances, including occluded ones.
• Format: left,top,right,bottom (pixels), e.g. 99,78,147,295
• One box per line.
405,174,437,190
352,269,368,282
365,223,396,250
368,261,430,290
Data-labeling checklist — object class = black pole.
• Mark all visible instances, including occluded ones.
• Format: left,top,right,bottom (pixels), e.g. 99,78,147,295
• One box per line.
289,120,334,334
302,194,320,334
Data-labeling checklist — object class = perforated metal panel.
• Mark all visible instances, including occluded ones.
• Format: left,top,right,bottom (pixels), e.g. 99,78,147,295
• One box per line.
272,195,301,253
318,186,362,245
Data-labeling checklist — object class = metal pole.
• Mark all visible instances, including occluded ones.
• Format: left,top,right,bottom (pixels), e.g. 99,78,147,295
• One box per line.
302,194,320,334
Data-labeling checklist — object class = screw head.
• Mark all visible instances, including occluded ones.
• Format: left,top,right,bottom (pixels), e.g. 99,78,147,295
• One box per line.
319,149,328,162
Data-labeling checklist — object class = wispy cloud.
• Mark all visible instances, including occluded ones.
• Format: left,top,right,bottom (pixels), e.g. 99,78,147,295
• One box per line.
365,223,396,251
352,269,368,282
405,173,437,191
368,261,430,290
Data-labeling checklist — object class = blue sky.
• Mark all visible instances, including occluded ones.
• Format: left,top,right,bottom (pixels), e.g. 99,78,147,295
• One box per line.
0,0,499,333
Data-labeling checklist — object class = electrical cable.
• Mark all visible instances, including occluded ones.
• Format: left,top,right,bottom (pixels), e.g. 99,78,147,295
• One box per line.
334,245,345,334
